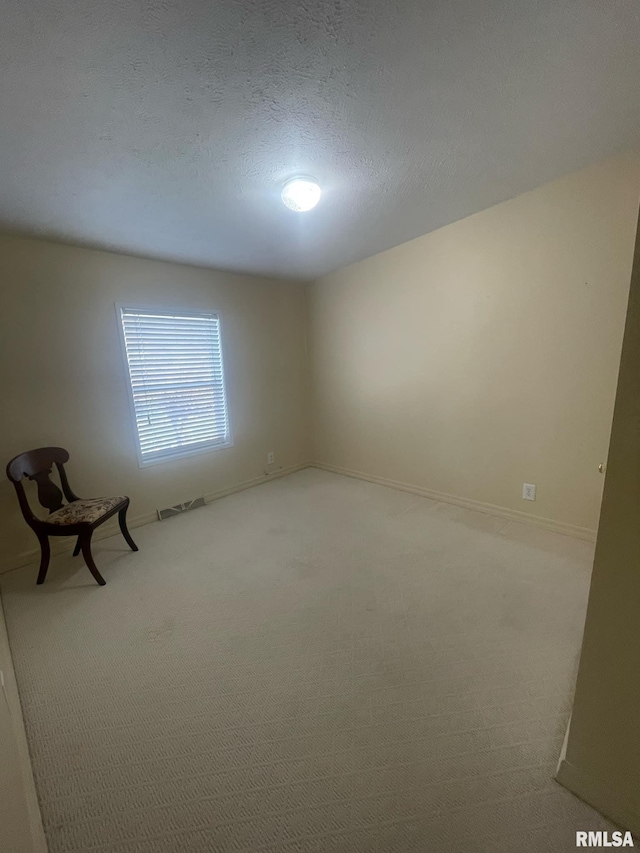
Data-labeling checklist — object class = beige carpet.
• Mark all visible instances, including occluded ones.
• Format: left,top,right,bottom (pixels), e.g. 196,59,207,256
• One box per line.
1,468,614,852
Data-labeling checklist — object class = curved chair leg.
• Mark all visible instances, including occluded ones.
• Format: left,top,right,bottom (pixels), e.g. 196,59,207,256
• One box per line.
36,536,50,585
72,536,82,557
80,532,106,586
118,507,138,552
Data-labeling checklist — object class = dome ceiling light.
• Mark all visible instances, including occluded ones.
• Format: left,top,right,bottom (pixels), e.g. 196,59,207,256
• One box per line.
281,177,321,212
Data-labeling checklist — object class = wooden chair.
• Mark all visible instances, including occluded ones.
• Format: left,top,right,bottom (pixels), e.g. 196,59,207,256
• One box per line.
6,447,138,586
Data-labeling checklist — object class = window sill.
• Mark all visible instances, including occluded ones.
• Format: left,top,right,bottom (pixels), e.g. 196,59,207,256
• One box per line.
137,439,233,469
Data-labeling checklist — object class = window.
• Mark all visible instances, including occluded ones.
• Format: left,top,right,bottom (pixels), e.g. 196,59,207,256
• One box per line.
118,306,231,466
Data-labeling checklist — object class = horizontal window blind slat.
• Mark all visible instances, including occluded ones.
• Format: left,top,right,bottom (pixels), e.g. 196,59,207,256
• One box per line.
124,345,222,352
139,435,228,454
129,376,225,383
121,313,215,321
134,407,226,421
128,366,223,376
139,432,227,446
132,397,227,411
123,330,216,337
123,333,221,342
136,409,225,426
122,321,216,329
125,356,223,364
136,419,227,434
123,328,220,337
130,384,225,394
129,375,225,384
132,395,227,410
120,307,230,463
130,384,222,395
122,321,219,329
129,374,221,383
142,442,229,461
134,405,226,418
138,430,228,447
121,314,216,323
139,434,229,454
123,341,221,349
132,393,225,407
126,347,219,356
125,356,221,363
130,376,226,384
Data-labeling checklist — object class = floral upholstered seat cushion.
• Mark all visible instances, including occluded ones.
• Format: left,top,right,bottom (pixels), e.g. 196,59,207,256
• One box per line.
47,496,126,525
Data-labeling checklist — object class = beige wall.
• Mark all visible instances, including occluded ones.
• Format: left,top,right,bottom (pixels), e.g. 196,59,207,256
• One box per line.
308,151,640,535
0,236,310,569
557,206,640,836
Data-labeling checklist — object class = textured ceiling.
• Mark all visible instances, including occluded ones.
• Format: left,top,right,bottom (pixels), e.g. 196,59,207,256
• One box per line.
1,0,640,280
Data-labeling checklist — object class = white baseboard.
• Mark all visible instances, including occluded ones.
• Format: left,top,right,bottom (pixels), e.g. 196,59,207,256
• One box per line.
311,462,597,542
557,714,572,773
0,463,311,575
2,460,591,571
557,759,640,838
203,463,310,505
0,598,48,852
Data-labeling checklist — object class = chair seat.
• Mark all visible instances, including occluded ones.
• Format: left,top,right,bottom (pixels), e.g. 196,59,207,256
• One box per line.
48,496,126,526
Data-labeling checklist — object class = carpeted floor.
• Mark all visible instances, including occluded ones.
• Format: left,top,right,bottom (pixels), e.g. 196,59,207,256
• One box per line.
1,468,614,852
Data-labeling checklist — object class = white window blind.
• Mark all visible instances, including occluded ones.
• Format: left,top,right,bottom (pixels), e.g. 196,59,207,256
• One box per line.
119,307,230,465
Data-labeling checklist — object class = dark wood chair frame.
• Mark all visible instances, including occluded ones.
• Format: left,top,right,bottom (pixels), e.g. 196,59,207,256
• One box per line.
6,447,138,586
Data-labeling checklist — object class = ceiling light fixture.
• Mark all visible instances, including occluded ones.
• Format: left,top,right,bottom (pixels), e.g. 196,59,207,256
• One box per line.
281,176,321,212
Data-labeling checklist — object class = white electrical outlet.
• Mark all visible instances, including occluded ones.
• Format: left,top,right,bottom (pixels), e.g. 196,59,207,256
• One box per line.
267,452,274,465
522,483,536,501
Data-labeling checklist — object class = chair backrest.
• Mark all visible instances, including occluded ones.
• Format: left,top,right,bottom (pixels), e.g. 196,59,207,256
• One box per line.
6,447,72,516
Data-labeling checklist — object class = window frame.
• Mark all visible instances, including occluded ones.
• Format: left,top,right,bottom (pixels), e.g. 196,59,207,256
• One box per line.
115,303,233,469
